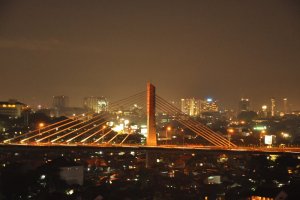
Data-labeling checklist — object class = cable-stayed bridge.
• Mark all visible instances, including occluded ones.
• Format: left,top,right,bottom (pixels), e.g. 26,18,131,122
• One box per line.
1,83,299,153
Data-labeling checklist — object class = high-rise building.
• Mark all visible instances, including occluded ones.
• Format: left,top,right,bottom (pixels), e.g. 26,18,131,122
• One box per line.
52,96,70,117
201,98,219,112
181,98,219,115
261,105,268,118
239,98,250,112
271,98,276,117
180,98,201,116
53,96,69,109
84,96,108,113
283,98,288,114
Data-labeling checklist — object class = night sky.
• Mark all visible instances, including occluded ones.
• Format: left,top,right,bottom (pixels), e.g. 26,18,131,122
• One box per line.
0,0,299,110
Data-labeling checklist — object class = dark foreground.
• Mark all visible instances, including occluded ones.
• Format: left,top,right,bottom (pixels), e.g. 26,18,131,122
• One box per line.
0,146,299,200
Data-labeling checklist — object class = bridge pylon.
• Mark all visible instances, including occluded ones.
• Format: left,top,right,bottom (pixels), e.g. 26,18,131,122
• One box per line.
146,82,157,146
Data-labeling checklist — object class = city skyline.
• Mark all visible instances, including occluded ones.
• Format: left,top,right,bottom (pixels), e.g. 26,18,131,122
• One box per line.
0,0,299,109
2,94,295,114
0,87,297,112
1,2,300,199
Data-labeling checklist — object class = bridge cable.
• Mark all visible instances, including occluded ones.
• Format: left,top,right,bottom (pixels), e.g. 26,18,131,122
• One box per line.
156,96,236,147
156,97,235,147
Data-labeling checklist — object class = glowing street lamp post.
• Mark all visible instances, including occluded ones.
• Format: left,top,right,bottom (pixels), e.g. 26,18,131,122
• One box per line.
38,122,45,143
102,125,107,134
181,129,185,146
166,126,171,145
39,123,45,135
227,128,234,147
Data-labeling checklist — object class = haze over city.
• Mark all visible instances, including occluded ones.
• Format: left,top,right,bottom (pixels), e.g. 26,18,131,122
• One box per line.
1,1,300,199
0,0,299,109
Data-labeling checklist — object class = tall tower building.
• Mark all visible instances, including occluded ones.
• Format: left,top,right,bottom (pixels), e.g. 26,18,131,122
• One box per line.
53,96,69,109
271,98,276,117
261,105,268,118
239,98,250,112
180,98,201,116
83,96,108,113
283,98,288,114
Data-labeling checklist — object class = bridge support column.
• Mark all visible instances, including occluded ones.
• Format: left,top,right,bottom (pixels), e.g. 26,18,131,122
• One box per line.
146,82,157,146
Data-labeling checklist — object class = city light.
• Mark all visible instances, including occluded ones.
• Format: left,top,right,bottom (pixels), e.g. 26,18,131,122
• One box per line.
281,132,290,138
253,126,267,131
0,1,299,199
39,123,45,128
207,98,213,102
124,119,129,126
227,128,234,134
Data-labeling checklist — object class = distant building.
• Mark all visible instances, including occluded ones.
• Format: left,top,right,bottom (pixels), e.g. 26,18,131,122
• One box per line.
51,96,87,117
180,98,201,116
180,98,219,116
52,107,87,117
53,96,69,110
283,98,288,114
260,105,268,118
201,98,218,113
52,96,70,117
0,99,26,118
239,98,250,112
84,96,108,113
271,98,276,117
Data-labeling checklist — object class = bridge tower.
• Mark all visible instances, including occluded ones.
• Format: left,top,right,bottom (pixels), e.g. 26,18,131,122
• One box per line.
146,82,157,146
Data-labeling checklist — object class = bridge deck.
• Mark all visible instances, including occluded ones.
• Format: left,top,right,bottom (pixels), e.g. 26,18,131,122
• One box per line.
1,143,299,154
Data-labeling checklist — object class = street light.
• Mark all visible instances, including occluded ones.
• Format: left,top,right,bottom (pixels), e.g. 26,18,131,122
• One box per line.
227,128,234,147
38,122,45,135
102,125,107,134
166,126,171,145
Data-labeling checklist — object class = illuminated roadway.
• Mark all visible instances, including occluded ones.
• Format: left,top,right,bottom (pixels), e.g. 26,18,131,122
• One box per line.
2,86,299,155
1,142,299,154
